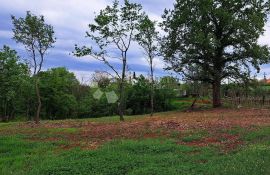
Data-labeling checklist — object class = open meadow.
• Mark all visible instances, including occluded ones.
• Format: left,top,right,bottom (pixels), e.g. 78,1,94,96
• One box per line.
1,108,270,175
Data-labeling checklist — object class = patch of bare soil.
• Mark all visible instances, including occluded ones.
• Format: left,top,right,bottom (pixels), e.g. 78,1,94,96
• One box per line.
178,133,244,152
8,108,270,150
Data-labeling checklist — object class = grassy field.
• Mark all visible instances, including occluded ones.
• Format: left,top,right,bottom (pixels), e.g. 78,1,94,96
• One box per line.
1,108,270,175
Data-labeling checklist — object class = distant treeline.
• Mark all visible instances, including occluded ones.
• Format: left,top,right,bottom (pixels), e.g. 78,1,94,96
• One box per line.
0,46,178,121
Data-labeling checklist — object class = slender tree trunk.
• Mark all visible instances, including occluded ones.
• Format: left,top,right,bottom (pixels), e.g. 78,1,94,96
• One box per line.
119,52,127,121
3,101,7,122
212,79,222,108
35,77,41,124
4,101,7,120
150,58,154,116
26,103,30,121
119,81,125,121
190,95,198,110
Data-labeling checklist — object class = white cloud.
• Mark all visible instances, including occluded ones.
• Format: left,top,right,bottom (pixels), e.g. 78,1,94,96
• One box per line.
0,0,109,45
259,22,270,46
128,56,165,70
1,0,270,78
0,30,12,39
71,70,94,84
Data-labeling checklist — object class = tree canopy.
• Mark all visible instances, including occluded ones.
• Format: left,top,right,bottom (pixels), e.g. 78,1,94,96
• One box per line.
136,15,159,116
161,0,270,107
74,0,144,121
12,11,56,74
0,46,30,121
12,11,56,123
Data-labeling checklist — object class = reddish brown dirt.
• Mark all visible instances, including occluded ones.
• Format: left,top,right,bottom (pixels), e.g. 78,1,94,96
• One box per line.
2,108,270,150
178,133,244,152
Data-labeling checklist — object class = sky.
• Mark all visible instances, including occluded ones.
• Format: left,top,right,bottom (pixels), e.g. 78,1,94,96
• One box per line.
0,0,270,81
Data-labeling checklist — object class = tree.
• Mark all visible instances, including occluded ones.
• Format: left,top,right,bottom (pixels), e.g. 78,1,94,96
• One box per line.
12,11,56,123
159,76,179,90
161,0,270,107
125,75,176,115
136,15,159,116
0,46,30,121
91,71,112,88
126,75,151,114
74,0,144,121
39,67,79,119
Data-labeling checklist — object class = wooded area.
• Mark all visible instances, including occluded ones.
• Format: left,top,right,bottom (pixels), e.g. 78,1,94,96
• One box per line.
1,0,270,123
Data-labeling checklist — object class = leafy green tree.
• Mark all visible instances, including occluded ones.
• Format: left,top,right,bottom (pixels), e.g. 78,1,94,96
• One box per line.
0,46,30,121
161,0,270,107
159,76,180,90
126,75,176,115
39,67,79,119
92,71,112,88
74,0,144,121
12,11,56,123
78,87,118,118
126,75,151,114
136,15,159,116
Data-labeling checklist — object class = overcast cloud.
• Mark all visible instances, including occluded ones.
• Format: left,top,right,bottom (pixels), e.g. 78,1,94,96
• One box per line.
0,0,269,80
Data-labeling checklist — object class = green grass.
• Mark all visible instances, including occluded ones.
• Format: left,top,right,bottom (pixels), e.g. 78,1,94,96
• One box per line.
0,126,270,175
0,136,58,175
47,128,79,134
171,97,212,111
243,127,270,142
182,131,208,142
0,115,145,127
171,100,192,111
0,122,14,129
5,110,177,125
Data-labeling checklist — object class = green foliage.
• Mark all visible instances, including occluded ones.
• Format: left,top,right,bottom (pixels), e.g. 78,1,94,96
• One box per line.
159,76,180,89
126,75,176,115
0,57,178,120
77,87,118,118
161,0,270,107
12,11,56,123
126,76,152,114
74,0,145,121
91,71,112,88
222,80,270,98
162,0,270,81
78,75,176,118
12,11,56,74
0,46,30,121
39,67,79,119
136,15,159,62
136,15,159,115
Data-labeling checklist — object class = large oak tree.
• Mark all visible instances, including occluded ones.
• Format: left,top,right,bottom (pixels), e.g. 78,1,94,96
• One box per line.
161,0,270,107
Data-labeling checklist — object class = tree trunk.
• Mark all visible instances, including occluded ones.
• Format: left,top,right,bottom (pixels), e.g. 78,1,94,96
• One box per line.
119,80,125,121
150,58,154,116
26,102,30,121
35,77,41,124
190,95,198,110
212,80,222,108
119,52,127,122
4,101,7,121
